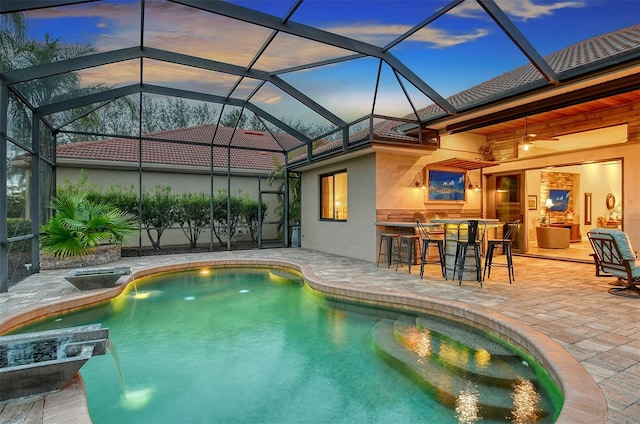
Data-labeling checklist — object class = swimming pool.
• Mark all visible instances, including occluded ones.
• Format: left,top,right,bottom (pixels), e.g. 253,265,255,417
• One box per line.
18,266,561,423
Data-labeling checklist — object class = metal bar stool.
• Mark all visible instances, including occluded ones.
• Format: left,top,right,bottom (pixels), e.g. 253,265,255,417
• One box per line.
376,233,399,268
395,234,420,273
483,220,520,284
416,219,446,279
452,220,486,286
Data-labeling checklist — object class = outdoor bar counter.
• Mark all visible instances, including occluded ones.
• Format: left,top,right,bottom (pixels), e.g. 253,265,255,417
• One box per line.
430,218,500,281
375,221,444,266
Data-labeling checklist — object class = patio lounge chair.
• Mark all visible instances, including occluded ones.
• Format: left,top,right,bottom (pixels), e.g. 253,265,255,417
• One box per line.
587,228,640,297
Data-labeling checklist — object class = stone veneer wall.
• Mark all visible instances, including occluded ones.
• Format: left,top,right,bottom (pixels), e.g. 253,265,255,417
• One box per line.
540,172,576,223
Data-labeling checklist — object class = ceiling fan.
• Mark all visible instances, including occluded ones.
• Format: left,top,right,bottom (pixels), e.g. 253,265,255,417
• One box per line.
520,117,559,150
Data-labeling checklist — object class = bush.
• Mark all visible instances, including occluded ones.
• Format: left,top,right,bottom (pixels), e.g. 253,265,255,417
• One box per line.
40,193,137,258
173,192,211,248
139,185,175,250
211,190,243,245
239,196,267,243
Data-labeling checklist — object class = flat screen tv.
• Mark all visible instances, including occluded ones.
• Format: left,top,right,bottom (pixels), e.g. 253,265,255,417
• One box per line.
548,189,570,211
426,169,466,202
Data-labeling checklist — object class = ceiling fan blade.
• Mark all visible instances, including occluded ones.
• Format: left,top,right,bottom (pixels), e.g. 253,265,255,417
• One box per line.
523,133,559,142
522,118,559,142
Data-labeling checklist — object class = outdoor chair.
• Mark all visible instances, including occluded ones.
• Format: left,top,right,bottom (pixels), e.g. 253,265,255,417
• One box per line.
395,233,420,273
377,233,399,268
415,219,446,279
483,220,520,284
452,220,486,286
587,228,640,297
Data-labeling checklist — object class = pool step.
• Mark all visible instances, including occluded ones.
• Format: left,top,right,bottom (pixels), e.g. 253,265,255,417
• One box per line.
396,319,537,385
373,319,546,420
415,315,514,356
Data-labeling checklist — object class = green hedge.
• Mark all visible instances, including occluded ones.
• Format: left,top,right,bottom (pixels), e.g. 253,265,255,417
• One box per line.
57,180,267,249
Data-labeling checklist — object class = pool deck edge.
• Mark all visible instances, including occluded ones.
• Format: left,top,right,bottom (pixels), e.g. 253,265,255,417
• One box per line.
1,252,609,424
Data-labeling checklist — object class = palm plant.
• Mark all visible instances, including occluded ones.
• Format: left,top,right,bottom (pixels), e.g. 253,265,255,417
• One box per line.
40,193,137,258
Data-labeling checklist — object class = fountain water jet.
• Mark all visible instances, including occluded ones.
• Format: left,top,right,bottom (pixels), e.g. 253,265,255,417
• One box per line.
107,339,127,397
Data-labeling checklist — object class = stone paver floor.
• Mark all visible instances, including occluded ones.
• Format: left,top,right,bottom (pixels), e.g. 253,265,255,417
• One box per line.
1,248,639,423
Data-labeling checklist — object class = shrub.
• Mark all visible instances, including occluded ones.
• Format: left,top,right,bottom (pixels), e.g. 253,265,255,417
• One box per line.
238,196,267,243
139,185,175,250
40,193,137,257
173,192,211,248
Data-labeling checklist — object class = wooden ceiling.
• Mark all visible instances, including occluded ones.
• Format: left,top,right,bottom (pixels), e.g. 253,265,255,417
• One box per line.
469,90,640,136
427,157,500,170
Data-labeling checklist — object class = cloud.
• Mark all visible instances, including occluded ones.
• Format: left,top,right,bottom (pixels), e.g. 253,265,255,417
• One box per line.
23,0,587,124
324,23,489,49
450,0,585,21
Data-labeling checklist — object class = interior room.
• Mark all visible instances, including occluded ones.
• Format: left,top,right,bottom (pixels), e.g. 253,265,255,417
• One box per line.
523,160,622,262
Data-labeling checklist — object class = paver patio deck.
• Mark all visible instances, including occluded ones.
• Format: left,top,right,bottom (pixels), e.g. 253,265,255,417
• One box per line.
1,248,639,423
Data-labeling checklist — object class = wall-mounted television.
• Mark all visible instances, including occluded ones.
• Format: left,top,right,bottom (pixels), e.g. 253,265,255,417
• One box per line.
425,169,466,202
548,189,570,211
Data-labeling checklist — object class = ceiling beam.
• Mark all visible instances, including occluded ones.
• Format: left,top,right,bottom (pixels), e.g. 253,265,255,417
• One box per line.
141,48,346,126
35,85,140,116
383,0,464,52
477,0,559,84
1,47,141,85
171,0,456,114
2,45,346,128
0,0,97,13
35,83,313,149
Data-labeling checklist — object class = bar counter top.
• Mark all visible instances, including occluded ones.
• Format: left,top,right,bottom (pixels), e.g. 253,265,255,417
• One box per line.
375,221,419,227
430,218,499,224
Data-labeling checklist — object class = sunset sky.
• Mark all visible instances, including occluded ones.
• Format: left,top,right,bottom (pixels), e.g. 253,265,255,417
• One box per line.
21,0,640,127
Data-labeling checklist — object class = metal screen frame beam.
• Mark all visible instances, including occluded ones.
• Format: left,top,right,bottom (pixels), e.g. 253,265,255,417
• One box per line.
172,0,456,114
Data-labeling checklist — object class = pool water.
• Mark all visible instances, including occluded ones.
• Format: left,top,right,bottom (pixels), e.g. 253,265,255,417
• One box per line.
19,267,560,423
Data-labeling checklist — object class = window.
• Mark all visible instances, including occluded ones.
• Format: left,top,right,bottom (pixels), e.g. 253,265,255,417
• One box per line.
320,171,348,221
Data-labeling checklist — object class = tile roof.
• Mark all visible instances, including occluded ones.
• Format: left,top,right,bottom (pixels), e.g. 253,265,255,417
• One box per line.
303,24,640,160
56,124,298,172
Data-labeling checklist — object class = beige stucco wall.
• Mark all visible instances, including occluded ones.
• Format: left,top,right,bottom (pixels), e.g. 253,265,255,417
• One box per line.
56,166,279,247
300,154,377,261
300,139,488,263
299,129,639,263
375,132,485,216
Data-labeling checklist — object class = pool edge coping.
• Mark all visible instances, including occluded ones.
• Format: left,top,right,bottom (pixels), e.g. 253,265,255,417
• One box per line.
1,258,607,424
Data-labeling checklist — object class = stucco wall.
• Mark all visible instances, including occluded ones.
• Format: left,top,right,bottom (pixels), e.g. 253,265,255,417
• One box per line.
375,137,483,216
300,154,376,261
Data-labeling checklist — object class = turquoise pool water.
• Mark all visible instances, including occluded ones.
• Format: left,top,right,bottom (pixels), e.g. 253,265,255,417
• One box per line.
19,267,560,423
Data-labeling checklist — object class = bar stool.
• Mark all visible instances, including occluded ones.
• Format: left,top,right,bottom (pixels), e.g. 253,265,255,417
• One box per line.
377,233,399,268
452,220,486,286
395,234,420,273
483,220,519,284
415,219,446,279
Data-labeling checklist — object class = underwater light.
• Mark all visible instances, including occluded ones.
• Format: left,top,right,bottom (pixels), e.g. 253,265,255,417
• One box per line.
120,388,154,410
